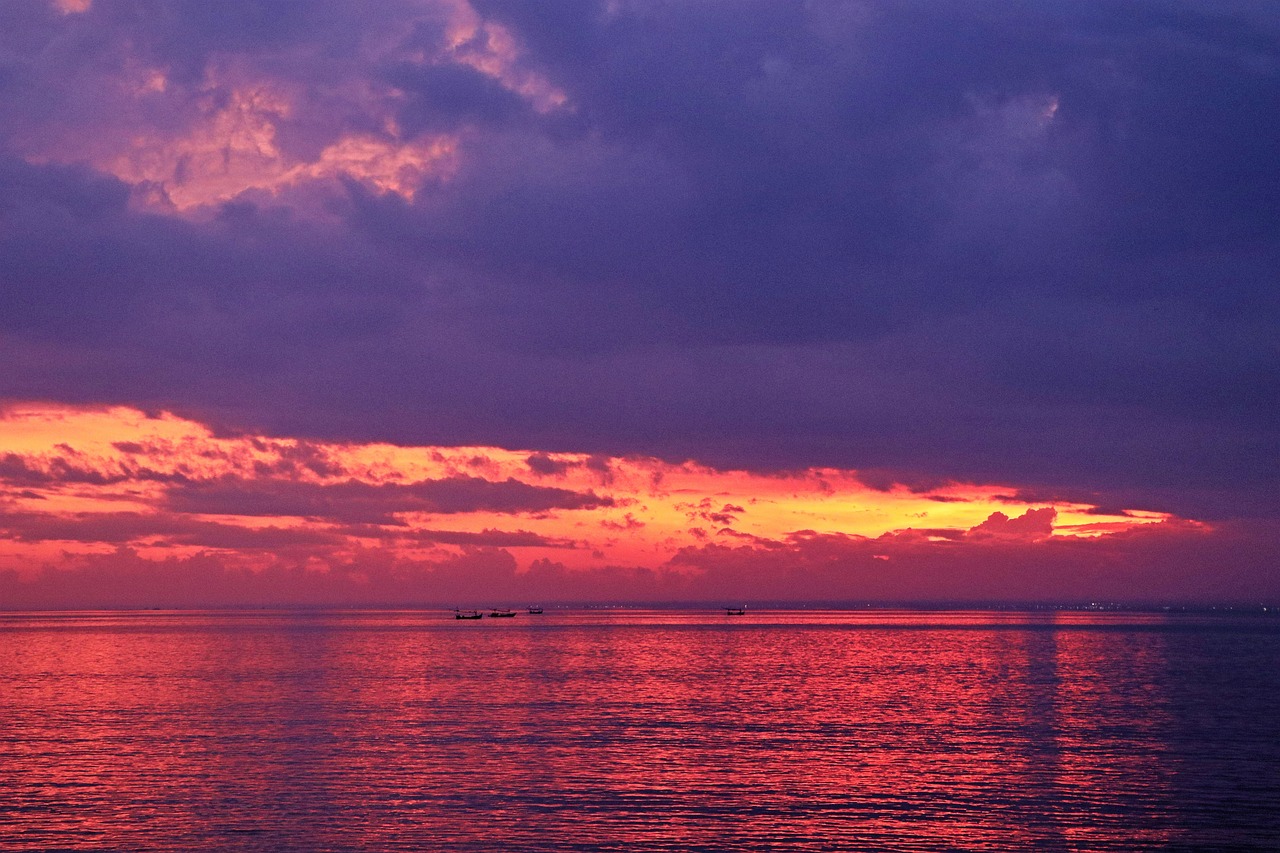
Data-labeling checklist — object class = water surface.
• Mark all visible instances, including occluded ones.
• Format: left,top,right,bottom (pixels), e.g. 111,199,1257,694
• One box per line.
2,609,1277,850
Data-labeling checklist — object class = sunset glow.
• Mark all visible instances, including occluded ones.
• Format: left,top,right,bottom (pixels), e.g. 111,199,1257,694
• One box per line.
1,0,1275,607
0,402,1213,607
4,4,1276,850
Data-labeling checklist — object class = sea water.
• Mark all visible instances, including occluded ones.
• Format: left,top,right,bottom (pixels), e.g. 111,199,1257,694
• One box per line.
2,609,1277,851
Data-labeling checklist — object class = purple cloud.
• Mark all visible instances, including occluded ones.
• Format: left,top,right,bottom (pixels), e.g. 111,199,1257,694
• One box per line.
0,0,1275,533
0,508,341,550
163,475,610,523
969,508,1057,541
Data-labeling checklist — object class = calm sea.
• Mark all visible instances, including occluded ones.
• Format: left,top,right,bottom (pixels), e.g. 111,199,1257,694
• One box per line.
1,609,1277,851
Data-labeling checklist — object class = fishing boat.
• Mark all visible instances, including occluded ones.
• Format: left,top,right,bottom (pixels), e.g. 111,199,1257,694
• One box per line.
454,609,483,620
527,606,544,614
725,606,746,615
488,609,517,618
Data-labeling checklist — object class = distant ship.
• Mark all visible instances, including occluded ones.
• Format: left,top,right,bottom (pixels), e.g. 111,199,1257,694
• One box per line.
725,606,746,616
488,609,517,618
453,609,483,620
527,606,544,614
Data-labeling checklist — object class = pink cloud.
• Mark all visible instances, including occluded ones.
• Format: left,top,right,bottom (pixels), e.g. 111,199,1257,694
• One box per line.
0,518,1274,608
662,519,1276,604
968,507,1057,541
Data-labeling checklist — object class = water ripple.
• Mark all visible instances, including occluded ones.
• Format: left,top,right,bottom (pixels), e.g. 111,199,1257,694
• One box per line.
1,609,1278,851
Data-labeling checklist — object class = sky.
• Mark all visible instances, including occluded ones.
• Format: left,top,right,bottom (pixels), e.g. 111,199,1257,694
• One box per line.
1,0,1277,607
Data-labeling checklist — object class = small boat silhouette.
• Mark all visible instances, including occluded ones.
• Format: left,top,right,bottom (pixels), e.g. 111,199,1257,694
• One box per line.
488,609,517,618
527,606,544,614
453,609,483,620
725,606,746,616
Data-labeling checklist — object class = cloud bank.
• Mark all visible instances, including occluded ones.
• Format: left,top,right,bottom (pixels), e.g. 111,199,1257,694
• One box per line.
0,2,1277,603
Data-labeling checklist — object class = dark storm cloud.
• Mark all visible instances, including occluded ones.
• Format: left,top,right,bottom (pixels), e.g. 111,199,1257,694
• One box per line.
0,506,341,549
163,476,610,523
455,0,1280,322
0,504,572,550
0,1,1277,523
385,61,533,133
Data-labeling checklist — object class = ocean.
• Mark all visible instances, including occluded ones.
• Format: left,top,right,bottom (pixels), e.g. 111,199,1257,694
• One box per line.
2,608,1277,851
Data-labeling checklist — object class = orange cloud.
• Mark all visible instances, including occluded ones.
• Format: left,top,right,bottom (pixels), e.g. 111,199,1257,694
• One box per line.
0,402,1199,605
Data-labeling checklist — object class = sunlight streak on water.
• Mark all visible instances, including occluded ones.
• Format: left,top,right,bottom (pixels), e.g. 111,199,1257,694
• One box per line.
1,609,1277,850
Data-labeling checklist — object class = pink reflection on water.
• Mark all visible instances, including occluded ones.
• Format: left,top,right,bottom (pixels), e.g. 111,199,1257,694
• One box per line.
1,609,1274,850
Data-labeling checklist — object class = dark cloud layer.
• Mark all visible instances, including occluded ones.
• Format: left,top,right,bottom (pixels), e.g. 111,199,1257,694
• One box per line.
1,1,1277,523
0,508,342,550
163,475,609,523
